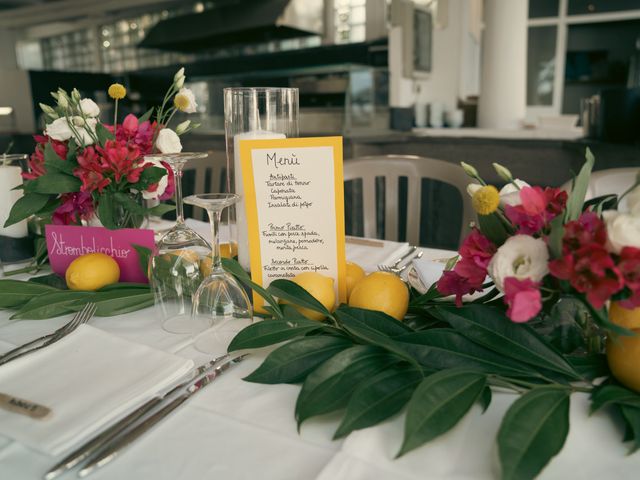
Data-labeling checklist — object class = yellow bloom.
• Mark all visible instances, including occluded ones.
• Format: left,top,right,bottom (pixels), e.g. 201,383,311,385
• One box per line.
472,185,500,215
108,83,126,100
174,93,190,111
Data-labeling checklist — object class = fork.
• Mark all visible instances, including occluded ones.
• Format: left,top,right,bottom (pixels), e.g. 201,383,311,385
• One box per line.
0,302,97,366
378,251,424,275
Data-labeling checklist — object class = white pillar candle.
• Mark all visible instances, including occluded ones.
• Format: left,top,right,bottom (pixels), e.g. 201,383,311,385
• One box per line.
234,130,286,270
0,165,28,239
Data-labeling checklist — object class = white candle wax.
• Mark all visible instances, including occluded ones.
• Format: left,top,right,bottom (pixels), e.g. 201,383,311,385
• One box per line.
234,130,286,270
0,165,28,239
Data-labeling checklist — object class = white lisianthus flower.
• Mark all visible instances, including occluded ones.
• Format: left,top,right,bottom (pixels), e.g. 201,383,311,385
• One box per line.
76,117,97,145
498,179,530,207
175,120,191,135
139,158,169,200
79,98,100,117
488,235,549,292
156,128,182,154
173,88,197,113
602,210,640,254
44,117,73,141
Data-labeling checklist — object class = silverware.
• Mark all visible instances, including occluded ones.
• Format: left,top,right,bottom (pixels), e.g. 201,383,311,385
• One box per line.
0,303,96,367
76,354,247,478
390,245,417,268
44,353,231,480
378,249,423,275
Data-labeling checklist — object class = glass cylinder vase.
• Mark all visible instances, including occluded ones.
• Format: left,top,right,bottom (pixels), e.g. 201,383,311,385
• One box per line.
223,87,299,270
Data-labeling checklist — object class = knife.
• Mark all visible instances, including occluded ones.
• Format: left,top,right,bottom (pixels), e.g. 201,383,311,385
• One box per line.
44,354,231,480
76,354,246,478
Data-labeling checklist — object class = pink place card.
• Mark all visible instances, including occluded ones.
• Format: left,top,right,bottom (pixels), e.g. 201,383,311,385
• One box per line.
44,225,155,283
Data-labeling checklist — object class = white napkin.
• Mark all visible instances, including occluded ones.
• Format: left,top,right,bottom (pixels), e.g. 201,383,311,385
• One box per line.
346,240,409,273
0,325,193,456
412,257,446,289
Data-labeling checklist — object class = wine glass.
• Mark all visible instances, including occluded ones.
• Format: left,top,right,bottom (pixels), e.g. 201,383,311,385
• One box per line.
147,153,212,334
183,193,252,354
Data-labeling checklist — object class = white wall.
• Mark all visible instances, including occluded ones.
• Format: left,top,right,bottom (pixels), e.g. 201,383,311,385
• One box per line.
389,0,481,113
0,28,35,134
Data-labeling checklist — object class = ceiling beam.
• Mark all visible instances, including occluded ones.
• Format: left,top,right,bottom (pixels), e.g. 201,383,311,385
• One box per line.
0,0,181,28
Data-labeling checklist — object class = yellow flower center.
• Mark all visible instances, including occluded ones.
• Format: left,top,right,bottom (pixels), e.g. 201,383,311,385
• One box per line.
472,185,500,215
174,93,190,112
108,83,126,100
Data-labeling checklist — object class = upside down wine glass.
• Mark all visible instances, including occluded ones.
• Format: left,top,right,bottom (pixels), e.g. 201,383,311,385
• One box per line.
148,153,212,334
184,193,252,354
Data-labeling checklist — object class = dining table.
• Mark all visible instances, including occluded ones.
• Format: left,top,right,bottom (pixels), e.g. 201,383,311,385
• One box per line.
1,226,639,480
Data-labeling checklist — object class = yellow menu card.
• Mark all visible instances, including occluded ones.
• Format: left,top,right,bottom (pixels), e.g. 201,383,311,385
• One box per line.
240,136,347,311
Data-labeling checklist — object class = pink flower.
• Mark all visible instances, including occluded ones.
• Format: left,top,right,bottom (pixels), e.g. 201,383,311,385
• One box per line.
115,115,156,155
437,270,482,307
503,277,542,323
52,192,94,225
618,247,640,309
459,228,496,270
158,160,175,200
23,135,69,180
505,186,567,234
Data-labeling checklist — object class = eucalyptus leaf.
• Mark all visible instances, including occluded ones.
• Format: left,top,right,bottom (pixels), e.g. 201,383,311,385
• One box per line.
268,279,331,319
335,305,412,336
498,386,570,480
97,282,149,291
132,244,152,280
565,148,595,222
334,366,423,439
24,172,81,194
228,317,324,352
397,329,538,377
437,305,580,380
28,273,67,290
43,142,74,174
590,384,640,413
243,336,352,384
95,122,115,146
97,193,117,230
479,386,492,413
3,193,50,227
619,405,640,454
548,215,565,259
11,291,94,319
137,166,168,191
397,369,486,457
0,279,57,308
566,354,608,380
335,307,421,369
295,345,399,427
147,203,175,217
222,258,282,319
138,107,154,123
477,212,510,246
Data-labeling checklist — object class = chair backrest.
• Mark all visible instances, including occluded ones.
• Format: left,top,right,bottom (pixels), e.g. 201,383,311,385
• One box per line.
561,167,639,211
182,152,227,221
343,155,473,247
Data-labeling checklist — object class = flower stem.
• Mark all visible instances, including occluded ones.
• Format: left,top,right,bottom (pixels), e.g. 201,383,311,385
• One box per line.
113,99,119,136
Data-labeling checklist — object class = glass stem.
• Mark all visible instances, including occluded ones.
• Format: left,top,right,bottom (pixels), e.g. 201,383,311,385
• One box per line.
209,208,223,272
174,166,185,225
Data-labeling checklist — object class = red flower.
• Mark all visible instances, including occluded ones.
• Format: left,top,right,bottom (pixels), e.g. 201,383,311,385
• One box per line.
459,228,497,270
562,211,607,253
75,146,110,193
618,247,640,291
52,192,94,225
23,135,69,180
437,270,482,307
503,277,542,323
115,114,156,155
97,140,144,184
505,186,567,235
549,244,624,309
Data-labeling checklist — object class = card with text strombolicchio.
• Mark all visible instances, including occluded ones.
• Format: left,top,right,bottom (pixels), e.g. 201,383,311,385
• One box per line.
240,136,347,311
45,224,155,283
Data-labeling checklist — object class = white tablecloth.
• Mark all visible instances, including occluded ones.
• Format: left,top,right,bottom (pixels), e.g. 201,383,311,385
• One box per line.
0,242,639,479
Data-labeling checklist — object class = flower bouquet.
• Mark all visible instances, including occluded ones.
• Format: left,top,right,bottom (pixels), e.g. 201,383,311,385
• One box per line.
3,68,200,230
216,149,640,480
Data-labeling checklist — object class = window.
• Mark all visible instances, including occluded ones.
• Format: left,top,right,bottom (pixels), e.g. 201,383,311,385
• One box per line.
568,0,640,15
334,0,367,44
529,0,560,18
527,26,558,106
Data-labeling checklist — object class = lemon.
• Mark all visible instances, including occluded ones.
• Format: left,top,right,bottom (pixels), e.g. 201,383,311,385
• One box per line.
609,302,640,330
285,271,336,321
65,253,120,291
346,261,365,301
348,271,409,321
607,331,640,392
